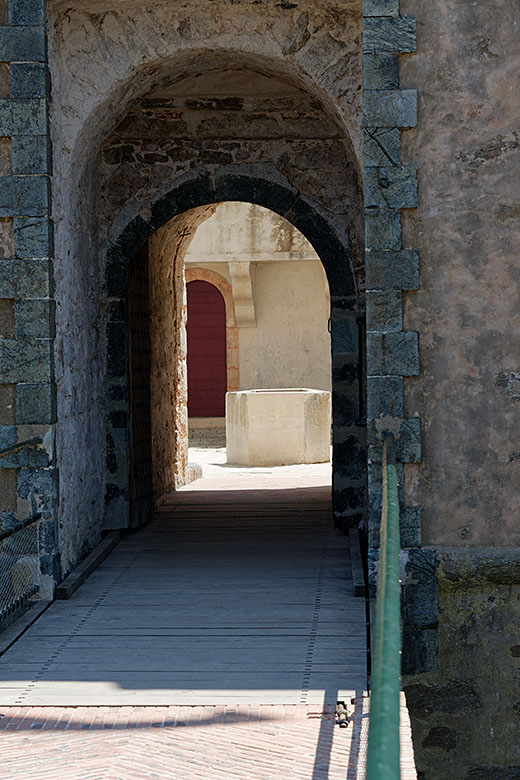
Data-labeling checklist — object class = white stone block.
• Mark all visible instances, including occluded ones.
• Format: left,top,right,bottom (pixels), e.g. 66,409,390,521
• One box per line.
226,389,331,466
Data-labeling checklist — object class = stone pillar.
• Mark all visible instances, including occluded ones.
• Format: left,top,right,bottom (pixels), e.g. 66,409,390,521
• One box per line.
363,0,437,672
0,0,57,595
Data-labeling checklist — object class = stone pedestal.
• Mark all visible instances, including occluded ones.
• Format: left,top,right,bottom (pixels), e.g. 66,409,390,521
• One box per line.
226,389,331,466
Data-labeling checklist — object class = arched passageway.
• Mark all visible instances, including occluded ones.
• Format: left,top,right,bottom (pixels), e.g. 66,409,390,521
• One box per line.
49,47,366,569
95,59,366,535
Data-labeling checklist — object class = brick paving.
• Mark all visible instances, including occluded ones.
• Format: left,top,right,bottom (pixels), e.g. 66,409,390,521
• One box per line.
0,698,416,779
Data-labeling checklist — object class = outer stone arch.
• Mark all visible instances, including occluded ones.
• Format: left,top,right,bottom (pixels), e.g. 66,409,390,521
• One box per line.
104,167,366,531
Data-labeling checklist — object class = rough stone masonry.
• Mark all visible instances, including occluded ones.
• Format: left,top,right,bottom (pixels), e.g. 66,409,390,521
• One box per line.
0,1,518,777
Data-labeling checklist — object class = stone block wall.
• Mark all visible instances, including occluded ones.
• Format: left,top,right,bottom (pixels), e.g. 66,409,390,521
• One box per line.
363,0,437,674
0,0,56,596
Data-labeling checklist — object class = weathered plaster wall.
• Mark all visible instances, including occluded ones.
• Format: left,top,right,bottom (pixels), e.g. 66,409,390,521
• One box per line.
189,259,331,393
185,202,319,265
185,202,331,395
400,0,520,547
239,261,331,392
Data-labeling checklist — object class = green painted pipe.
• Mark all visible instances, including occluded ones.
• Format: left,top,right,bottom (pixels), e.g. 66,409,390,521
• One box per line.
366,432,402,780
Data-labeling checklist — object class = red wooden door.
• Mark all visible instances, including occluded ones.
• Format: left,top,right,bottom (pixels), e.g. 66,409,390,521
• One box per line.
187,280,227,417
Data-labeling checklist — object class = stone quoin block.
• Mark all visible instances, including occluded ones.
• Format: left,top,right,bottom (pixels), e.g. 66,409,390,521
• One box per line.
13,216,52,257
367,417,421,462
404,582,438,628
0,337,52,382
14,298,54,338
406,547,437,583
363,89,417,128
9,62,47,99
0,257,50,296
366,249,419,290
363,16,416,53
0,98,46,135
367,330,420,376
396,417,422,462
364,165,418,209
8,0,44,25
0,174,49,216
366,289,402,331
363,0,399,17
365,207,401,250
16,381,56,424
0,423,16,449
400,506,422,547
0,25,45,60
363,53,399,90
366,375,404,418
364,127,401,166
11,135,49,174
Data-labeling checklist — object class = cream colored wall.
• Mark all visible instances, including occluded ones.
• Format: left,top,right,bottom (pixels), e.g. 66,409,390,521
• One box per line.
239,260,331,392
186,203,331,395
185,202,318,263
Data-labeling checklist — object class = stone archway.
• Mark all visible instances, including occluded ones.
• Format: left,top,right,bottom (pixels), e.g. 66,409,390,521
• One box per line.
104,169,365,531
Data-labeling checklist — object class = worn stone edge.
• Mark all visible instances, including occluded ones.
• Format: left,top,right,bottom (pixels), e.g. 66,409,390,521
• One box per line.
436,546,520,586
55,532,120,599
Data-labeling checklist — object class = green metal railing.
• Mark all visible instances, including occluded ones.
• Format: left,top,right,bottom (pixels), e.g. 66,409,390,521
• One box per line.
366,432,402,780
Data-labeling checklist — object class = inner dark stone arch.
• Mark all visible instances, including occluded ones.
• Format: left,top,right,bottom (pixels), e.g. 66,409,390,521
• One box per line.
104,171,366,534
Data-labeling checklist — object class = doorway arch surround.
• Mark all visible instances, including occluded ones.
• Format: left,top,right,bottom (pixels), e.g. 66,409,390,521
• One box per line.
185,267,240,395
103,166,366,530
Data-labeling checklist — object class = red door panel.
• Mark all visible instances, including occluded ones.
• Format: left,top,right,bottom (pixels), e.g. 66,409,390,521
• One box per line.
187,280,227,417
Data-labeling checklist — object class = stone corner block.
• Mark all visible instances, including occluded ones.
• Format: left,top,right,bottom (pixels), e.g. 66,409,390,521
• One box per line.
366,249,419,291
0,25,45,60
11,135,49,174
367,331,420,376
363,53,399,91
366,375,404,418
367,417,421,462
16,381,56,424
363,0,399,17
0,257,51,297
0,338,52,382
365,207,401,251
366,289,403,331
14,298,55,338
8,0,45,26
401,506,422,547
14,216,53,257
9,62,47,100
363,16,416,54
364,89,417,128
364,165,418,209
364,126,401,167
